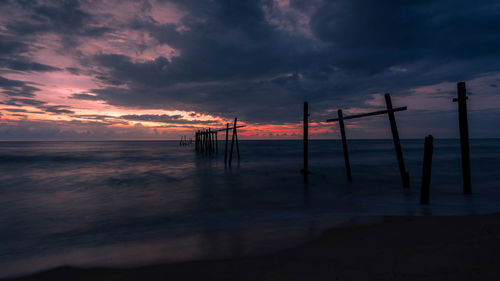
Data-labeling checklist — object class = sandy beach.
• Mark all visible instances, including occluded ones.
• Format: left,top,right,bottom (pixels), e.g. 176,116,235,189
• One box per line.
4,213,500,281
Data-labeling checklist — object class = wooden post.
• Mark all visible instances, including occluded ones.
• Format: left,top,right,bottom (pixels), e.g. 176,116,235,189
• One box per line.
420,135,433,204
201,131,204,153
229,118,237,165
303,102,309,183
454,82,472,194
197,132,200,150
338,109,352,182
225,123,229,163
235,120,240,161
203,130,207,153
385,93,410,188
215,131,218,153
209,129,213,155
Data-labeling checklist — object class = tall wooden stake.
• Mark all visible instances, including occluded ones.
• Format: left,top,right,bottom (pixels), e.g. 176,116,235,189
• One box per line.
454,82,472,194
229,118,238,165
421,135,433,204
224,123,229,163
338,109,352,182
385,93,410,188
303,102,309,183
215,131,218,153
235,126,240,160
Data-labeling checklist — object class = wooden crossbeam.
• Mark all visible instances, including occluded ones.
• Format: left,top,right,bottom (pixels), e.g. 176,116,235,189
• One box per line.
214,125,245,132
326,106,407,122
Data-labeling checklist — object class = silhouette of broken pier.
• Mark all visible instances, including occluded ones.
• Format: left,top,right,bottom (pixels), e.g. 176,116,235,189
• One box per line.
194,118,245,165
325,93,410,188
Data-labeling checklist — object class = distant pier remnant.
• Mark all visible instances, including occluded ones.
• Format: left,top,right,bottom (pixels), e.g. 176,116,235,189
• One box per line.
303,102,309,183
194,118,244,165
337,109,352,182
229,118,240,166
179,135,192,146
301,101,310,183
224,123,229,163
420,135,434,205
326,94,409,187
454,82,472,195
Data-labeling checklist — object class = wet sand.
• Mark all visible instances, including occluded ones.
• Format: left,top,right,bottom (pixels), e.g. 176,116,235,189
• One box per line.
5,213,500,281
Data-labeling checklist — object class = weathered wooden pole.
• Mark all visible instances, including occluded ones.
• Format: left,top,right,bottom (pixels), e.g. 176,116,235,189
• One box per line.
229,118,238,165
200,131,204,153
420,135,433,204
338,109,352,182
385,93,410,188
215,131,218,153
209,129,213,155
198,132,200,151
303,102,309,183
235,120,240,161
454,82,472,195
203,130,207,153
224,123,229,163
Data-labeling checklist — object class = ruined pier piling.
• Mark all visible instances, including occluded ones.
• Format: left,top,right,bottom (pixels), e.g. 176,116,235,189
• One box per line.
193,119,245,165
326,95,409,187
454,82,472,195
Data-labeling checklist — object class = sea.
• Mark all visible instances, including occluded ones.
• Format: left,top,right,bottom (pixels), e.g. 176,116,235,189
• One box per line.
0,139,499,278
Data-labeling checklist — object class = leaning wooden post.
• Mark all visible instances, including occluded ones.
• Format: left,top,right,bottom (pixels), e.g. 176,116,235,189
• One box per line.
420,135,433,204
338,109,352,182
229,118,237,165
454,82,472,194
303,102,309,183
235,120,240,161
385,93,410,188
224,123,229,163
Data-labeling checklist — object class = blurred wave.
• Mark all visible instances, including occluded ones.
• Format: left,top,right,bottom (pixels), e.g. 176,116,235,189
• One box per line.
0,139,499,277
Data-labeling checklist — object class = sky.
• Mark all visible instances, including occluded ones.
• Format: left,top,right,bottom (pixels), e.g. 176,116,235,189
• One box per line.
0,0,499,140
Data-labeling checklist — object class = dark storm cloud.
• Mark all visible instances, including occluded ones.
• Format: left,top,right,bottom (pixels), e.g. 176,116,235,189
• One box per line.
1,0,500,138
120,114,217,124
83,0,500,124
4,98,46,106
0,35,28,55
2,108,28,113
1,96,76,115
0,76,40,97
3,0,107,37
309,0,500,72
0,57,61,72
69,93,103,101
39,105,74,114
0,34,60,76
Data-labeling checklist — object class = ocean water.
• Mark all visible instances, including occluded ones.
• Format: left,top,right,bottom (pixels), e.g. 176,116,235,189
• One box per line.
0,139,499,278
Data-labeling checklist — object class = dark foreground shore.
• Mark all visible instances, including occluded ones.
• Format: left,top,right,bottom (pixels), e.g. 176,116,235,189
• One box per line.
5,213,500,281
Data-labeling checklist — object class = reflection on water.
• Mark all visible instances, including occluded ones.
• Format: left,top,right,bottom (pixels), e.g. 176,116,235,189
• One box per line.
0,139,500,278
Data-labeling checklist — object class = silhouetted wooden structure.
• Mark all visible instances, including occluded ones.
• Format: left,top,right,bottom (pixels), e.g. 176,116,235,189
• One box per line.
327,94,410,187
337,109,352,182
303,102,309,183
454,82,472,194
179,135,193,146
420,135,433,204
194,119,244,165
